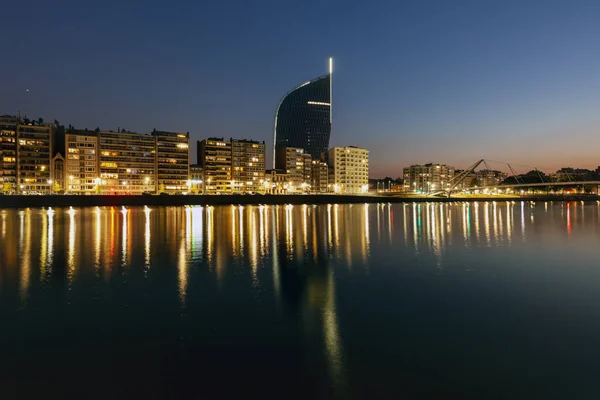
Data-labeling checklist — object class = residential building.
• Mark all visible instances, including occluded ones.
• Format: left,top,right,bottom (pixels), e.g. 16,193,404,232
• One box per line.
17,123,53,194
275,147,311,193
98,131,156,194
52,153,65,193
476,169,508,187
403,163,455,193
273,58,332,168
65,130,98,194
232,139,266,193
189,164,203,193
328,146,369,194
265,169,290,194
311,160,329,193
0,116,18,192
198,138,232,194
153,130,189,193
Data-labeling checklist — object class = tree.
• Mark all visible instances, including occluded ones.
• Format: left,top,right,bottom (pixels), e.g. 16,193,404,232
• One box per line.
469,177,478,187
190,186,199,194
159,183,166,193
38,117,44,125
53,181,61,193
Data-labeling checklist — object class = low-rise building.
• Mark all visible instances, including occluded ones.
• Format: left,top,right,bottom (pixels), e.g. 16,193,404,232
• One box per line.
189,164,203,193
265,169,290,194
328,146,369,194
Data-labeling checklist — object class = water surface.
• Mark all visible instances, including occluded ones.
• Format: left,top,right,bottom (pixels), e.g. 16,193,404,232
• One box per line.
1,202,600,399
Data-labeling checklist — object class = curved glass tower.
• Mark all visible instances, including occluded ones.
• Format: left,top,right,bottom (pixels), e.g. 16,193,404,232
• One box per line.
273,60,332,168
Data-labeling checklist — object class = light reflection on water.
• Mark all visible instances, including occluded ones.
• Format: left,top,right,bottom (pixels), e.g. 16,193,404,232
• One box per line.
1,201,600,398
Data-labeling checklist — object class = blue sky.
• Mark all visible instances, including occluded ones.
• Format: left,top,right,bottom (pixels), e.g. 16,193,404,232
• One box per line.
2,0,600,176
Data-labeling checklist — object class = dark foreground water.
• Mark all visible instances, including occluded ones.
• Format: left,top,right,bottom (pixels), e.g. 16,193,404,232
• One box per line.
1,202,600,399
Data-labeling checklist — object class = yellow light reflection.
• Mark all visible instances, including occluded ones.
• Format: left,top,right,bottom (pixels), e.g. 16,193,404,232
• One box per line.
121,207,128,266
19,210,31,303
47,208,54,271
95,207,101,272
178,234,187,307
40,208,48,277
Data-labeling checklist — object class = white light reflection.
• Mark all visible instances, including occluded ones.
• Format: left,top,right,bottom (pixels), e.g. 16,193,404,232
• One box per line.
95,207,101,274
144,206,152,269
47,208,54,270
68,207,76,283
121,207,128,266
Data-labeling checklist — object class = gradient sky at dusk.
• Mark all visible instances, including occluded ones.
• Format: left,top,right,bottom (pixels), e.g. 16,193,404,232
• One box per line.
2,0,600,177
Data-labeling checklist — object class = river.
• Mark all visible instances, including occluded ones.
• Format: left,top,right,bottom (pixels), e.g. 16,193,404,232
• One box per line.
1,202,599,399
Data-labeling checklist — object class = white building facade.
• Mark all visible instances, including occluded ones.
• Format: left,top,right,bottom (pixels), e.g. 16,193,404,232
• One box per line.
328,146,369,194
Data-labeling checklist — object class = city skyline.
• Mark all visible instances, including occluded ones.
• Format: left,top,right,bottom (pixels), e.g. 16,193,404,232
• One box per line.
2,1,600,176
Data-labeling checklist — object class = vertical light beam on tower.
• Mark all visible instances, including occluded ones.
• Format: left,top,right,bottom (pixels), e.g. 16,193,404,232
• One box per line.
329,57,333,124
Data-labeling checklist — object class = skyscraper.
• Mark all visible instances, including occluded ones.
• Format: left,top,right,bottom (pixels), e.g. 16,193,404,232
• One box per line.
273,58,332,168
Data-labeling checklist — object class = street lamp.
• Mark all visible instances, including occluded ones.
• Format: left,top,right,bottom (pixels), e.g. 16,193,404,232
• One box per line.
48,179,53,195
69,175,74,193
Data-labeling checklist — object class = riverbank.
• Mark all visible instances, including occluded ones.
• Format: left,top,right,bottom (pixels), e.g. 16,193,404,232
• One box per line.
1,193,598,208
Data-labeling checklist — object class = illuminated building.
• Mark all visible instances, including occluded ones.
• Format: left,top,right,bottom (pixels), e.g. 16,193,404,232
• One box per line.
403,163,455,193
311,160,329,193
98,131,156,194
17,123,53,194
232,139,266,193
0,116,18,192
275,147,312,193
198,137,232,194
52,153,65,193
328,146,369,194
273,58,332,168
153,130,189,193
476,169,508,187
189,164,203,193
65,130,98,194
265,169,290,194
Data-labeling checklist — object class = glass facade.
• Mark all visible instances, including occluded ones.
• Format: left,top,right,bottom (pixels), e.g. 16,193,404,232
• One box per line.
273,74,331,168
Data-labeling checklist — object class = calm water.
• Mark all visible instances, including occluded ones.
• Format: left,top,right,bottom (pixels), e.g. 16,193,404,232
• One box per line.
1,202,600,399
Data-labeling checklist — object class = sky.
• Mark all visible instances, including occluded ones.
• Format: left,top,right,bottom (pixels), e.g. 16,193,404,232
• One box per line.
2,0,600,177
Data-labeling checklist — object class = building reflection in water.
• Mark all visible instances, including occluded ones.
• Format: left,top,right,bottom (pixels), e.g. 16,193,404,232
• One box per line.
2,201,596,392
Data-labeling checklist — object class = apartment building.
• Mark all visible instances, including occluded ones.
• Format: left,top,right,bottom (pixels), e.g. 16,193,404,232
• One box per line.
97,131,156,194
275,147,312,193
65,130,98,194
198,138,232,194
403,163,455,193
153,130,189,193
231,139,266,193
328,146,369,194
311,160,329,193
16,124,53,194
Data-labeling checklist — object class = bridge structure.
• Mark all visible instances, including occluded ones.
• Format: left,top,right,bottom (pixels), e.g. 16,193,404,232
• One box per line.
428,159,600,197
